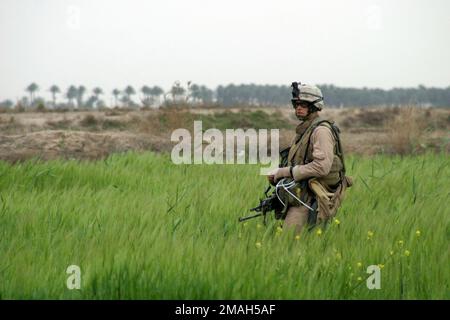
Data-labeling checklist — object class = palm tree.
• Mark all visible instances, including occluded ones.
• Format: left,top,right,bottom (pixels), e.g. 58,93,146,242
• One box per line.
146,86,163,107
112,89,121,107
26,83,39,106
124,85,136,108
93,87,103,100
91,87,103,109
140,85,152,107
170,81,185,102
66,85,78,108
188,83,201,103
199,85,213,103
150,86,164,102
141,85,151,99
49,85,60,108
120,95,130,107
85,96,97,109
0,99,13,108
76,85,86,108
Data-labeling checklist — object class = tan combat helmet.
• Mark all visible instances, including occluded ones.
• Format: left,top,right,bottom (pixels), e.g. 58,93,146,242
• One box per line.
291,82,324,111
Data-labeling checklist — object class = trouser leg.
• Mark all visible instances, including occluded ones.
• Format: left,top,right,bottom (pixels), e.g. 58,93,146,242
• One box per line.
283,205,309,235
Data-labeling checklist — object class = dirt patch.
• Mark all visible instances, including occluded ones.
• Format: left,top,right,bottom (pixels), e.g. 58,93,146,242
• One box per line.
0,130,169,163
0,107,448,163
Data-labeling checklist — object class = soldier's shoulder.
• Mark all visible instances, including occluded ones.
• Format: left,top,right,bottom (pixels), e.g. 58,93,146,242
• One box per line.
315,119,341,133
312,121,336,141
313,120,334,133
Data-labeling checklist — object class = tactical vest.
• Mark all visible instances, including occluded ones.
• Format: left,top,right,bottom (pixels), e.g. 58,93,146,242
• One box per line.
287,117,346,189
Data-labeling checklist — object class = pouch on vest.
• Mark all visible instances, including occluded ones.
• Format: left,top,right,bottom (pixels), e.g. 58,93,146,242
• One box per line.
275,179,313,214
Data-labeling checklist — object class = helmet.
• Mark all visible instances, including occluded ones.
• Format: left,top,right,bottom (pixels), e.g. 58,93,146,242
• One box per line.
291,82,324,111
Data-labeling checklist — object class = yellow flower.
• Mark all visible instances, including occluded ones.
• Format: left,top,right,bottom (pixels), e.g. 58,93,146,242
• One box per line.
416,230,421,237
404,250,410,257
295,235,301,241
367,231,374,239
357,262,363,268
334,219,341,226
378,264,385,269
390,250,395,256
316,228,323,236
398,240,404,247
255,241,262,248
276,226,283,233
357,277,363,281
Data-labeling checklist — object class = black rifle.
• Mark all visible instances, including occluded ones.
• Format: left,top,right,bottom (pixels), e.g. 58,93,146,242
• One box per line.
239,185,281,225
239,146,290,224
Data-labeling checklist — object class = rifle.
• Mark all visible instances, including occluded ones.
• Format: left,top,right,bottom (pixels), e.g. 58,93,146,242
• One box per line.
239,146,291,224
239,185,281,225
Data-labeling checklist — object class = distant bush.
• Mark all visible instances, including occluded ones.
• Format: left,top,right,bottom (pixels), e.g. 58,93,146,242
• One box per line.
79,114,127,131
341,108,392,128
14,104,25,113
101,119,127,130
46,118,72,130
36,103,47,113
383,106,427,155
80,114,98,127
197,110,290,130
104,109,123,116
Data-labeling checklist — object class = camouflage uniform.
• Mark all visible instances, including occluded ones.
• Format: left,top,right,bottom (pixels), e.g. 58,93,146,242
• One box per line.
273,83,352,234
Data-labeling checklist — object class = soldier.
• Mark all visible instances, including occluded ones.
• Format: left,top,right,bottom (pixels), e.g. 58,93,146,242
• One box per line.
268,82,352,234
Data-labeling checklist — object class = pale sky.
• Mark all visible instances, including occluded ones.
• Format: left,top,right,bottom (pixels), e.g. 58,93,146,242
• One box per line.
1,0,449,101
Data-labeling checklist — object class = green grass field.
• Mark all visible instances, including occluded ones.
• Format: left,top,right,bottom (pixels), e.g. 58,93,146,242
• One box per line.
0,152,448,299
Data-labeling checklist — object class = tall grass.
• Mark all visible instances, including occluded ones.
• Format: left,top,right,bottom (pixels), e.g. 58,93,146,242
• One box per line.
0,152,448,299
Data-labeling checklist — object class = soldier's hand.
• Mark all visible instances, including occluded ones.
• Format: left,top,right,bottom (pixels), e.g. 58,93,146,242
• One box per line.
268,174,276,186
267,167,292,184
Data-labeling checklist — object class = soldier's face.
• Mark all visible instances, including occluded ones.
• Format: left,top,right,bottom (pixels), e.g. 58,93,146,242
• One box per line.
294,102,309,119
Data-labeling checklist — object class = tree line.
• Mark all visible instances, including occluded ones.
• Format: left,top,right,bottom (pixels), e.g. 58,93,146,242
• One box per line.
0,82,448,109
215,84,450,107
